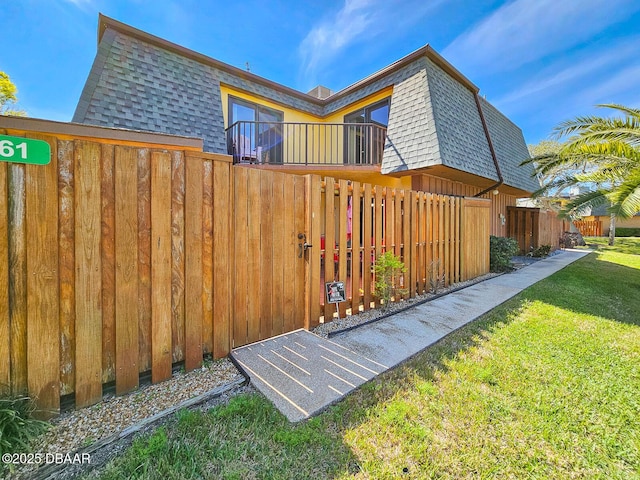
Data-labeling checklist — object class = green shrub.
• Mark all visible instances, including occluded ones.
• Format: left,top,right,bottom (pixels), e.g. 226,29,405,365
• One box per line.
615,227,640,237
490,236,520,272
0,394,49,455
374,251,407,309
530,244,552,258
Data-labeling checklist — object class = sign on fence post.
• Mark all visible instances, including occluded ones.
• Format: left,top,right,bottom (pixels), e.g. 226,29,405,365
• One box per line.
325,281,346,320
0,135,51,165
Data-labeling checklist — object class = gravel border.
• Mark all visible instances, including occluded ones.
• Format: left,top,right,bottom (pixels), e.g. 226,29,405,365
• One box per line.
11,358,244,480
313,272,501,338
313,251,566,339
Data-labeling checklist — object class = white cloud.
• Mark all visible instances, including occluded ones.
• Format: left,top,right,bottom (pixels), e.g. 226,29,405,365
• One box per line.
62,0,95,10
443,0,640,75
298,0,444,83
495,38,640,109
576,64,640,106
298,0,378,79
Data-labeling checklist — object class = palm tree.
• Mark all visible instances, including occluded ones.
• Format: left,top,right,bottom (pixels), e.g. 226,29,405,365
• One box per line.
523,104,640,245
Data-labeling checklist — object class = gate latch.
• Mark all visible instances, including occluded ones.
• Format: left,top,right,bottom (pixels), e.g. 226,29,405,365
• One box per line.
298,233,312,258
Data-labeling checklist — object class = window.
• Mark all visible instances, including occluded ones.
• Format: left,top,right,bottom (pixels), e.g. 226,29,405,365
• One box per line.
229,96,284,163
344,98,389,164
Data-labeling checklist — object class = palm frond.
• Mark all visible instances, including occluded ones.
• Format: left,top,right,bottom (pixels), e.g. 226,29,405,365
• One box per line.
608,169,640,219
597,103,640,121
559,189,610,219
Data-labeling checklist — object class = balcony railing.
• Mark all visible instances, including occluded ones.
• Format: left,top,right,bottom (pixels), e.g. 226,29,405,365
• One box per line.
225,121,387,166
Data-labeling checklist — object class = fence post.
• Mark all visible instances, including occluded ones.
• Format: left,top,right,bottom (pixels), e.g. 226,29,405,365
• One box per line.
305,174,322,329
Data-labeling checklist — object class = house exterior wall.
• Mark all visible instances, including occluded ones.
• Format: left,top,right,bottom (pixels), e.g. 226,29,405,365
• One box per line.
584,215,640,235
411,173,517,237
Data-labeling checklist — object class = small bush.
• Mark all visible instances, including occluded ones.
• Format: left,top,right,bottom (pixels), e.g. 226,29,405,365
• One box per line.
374,251,407,309
0,394,49,455
490,236,520,272
615,227,640,237
530,244,552,258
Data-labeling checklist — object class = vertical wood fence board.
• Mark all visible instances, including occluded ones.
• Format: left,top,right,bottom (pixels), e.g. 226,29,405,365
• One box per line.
454,198,460,284
282,176,295,333
438,195,445,282
26,134,60,416
271,174,285,337
323,177,335,321
170,151,185,363
259,172,274,338
184,156,203,371
114,147,139,395
0,163,8,390
417,193,425,293
58,140,75,396
351,182,361,313
100,144,116,384
74,141,103,408
374,186,383,305
137,149,152,373
394,190,402,258
232,167,248,348
201,160,214,355
362,183,372,311
246,170,262,343
444,196,451,286
385,188,393,254
409,191,418,297
402,190,411,297
212,160,231,357
8,163,27,394
426,193,434,278
306,175,322,329
293,176,306,330
150,152,172,383
525,210,533,253
338,179,348,317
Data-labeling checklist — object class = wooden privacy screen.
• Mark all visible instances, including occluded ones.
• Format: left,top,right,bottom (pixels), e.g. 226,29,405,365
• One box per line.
0,128,492,416
0,132,237,415
507,206,566,254
311,179,490,324
574,220,602,237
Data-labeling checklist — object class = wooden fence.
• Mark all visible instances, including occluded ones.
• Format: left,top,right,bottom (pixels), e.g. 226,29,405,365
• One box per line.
507,206,567,253
309,179,490,322
0,125,491,416
574,220,602,237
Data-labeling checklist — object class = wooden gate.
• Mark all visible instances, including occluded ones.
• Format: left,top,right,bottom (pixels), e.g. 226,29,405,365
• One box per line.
231,168,307,347
507,206,565,253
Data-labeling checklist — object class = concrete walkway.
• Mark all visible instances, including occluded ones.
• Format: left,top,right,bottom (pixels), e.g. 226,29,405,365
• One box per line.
231,249,591,422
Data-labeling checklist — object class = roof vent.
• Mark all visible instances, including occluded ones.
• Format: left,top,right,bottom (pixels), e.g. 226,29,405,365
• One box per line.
307,85,333,99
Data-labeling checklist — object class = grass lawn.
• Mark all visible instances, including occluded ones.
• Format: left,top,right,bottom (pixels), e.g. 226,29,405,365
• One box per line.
91,240,640,479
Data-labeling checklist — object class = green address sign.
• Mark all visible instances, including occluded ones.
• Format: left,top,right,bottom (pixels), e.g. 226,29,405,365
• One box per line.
0,135,51,165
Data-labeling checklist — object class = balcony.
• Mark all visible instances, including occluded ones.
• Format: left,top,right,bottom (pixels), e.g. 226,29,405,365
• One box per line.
225,121,387,166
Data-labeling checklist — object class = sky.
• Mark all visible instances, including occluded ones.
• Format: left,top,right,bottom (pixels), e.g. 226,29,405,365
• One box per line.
1,0,640,145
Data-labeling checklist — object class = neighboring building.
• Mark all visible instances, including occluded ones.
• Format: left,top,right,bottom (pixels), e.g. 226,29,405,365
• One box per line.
73,14,539,236
582,205,640,236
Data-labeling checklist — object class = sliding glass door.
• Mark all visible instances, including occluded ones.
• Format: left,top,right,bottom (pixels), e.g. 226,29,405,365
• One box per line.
344,98,389,164
229,96,283,163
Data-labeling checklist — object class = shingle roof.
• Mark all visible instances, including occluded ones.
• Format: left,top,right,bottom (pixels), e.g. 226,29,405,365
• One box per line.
74,14,537,193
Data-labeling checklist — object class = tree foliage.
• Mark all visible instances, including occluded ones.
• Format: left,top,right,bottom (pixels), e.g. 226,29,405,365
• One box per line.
523,104,640,221
0,71,27,116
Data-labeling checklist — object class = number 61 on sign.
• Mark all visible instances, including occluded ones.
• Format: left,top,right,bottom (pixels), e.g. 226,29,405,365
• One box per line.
0,134,51,165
